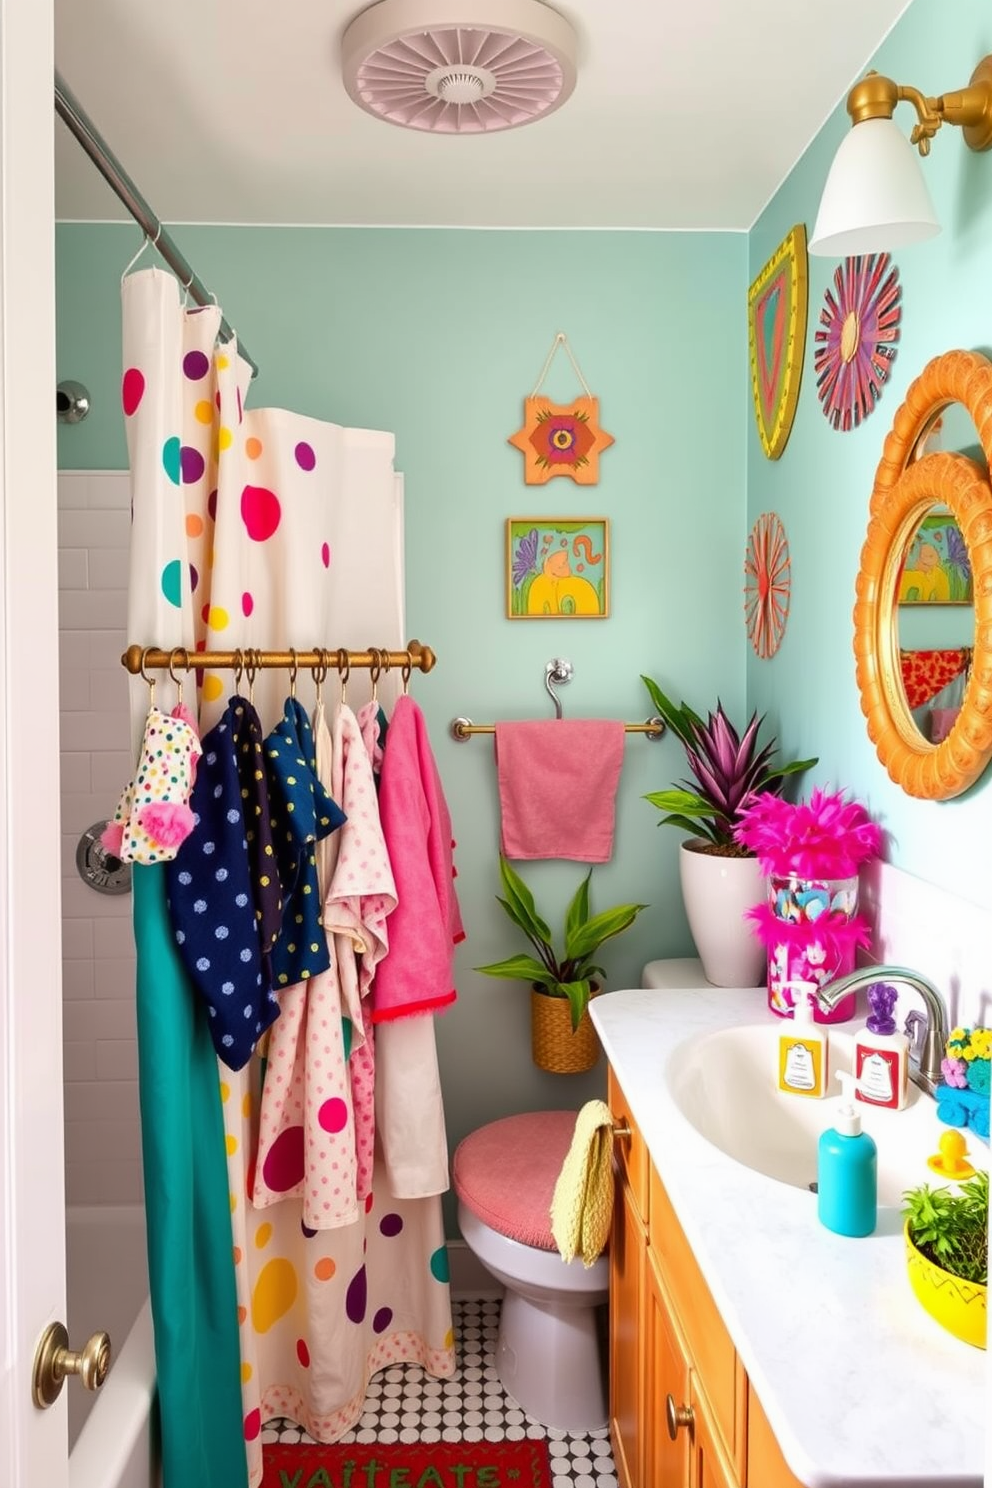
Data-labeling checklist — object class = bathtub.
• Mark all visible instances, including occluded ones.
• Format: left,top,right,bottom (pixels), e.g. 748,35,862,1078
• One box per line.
67,1204,160,1488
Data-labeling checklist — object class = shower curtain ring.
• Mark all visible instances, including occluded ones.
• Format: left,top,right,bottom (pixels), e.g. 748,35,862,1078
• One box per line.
401,654,412,694
233,648,244,689
288,648,299,699
336,648,350,703
138,647,156,704
369,648,382,703
244,649,259,704
168,646,189,705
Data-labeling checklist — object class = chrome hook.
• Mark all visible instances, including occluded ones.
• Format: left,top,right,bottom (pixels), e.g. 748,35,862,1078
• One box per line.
544,657,574,719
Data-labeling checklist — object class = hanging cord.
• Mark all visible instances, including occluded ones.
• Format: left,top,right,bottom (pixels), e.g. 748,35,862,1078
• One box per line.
530,331,593,398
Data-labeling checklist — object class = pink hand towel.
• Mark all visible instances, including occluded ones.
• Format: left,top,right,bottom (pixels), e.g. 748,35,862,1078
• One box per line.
495,719,625,863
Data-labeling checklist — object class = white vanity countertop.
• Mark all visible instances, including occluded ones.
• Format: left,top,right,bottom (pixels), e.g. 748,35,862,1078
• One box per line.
590,982,987,1488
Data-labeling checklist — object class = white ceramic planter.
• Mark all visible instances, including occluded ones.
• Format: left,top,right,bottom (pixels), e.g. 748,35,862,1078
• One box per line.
678,840,765,987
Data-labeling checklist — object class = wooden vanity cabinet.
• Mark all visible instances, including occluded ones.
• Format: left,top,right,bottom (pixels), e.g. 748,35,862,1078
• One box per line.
608,1069,804,1488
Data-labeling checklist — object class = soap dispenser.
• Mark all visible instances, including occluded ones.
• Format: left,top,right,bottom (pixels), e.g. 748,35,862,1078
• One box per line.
854,982,909,1110
778,983,828,1098
817,1071,877,1238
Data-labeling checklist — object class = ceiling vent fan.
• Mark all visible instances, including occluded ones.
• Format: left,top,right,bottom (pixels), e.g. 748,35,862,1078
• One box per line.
341,0,578,134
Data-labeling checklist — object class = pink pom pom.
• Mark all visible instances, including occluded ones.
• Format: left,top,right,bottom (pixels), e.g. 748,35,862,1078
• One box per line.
136,801,196,849
735,787,882,878
100,821,125,856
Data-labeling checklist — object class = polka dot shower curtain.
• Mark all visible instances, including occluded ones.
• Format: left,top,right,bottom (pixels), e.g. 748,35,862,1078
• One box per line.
122,268,454,1488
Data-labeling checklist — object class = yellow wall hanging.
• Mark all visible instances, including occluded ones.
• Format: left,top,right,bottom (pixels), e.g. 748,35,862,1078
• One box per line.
747,224,808,460
508,332,614,485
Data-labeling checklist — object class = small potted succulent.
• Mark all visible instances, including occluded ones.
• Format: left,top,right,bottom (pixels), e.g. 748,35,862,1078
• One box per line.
640,675,816,987
475,855,647,1073
902,1167,988,1350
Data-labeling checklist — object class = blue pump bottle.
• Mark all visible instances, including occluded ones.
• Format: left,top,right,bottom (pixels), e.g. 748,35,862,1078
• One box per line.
817,1071,877,1237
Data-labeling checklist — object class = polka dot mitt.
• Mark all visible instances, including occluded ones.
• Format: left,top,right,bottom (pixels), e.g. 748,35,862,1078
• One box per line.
102,707,201,865
263,698,346,991
166,702,279,1070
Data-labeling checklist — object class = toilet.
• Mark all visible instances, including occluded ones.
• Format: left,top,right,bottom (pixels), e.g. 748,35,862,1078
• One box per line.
453,1109,609,1434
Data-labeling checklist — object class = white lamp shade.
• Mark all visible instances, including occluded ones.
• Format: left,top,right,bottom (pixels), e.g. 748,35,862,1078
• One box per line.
809,117,940,257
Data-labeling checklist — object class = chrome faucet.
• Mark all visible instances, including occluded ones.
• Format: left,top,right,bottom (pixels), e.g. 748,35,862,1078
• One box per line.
812,964,950,1097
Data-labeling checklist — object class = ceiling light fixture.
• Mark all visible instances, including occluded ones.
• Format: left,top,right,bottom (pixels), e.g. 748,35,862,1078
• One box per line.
341,0,578,134
809,53,992,257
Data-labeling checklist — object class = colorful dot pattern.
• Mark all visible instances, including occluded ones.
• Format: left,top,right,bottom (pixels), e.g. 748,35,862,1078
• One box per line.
227,696,283,984
166,704,279,1070
108,706,201,865
262,700,345,990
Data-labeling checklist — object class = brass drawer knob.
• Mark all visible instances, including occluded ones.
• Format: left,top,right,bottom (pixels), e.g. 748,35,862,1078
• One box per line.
666,1392,694,1440
32,1321,111,1408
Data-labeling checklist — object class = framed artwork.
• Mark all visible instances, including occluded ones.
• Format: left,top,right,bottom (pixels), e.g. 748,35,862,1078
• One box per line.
747,224,808,460
813,253,900,431
898,513,973,604
508,397,614,485
744,512,791,658
506,518,609,619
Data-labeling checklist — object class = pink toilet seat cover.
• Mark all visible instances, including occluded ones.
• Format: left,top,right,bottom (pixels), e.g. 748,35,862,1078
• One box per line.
453,1110,578,1251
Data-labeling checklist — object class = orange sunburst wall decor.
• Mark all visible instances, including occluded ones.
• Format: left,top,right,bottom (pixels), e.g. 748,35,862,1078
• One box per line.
508,333,614,484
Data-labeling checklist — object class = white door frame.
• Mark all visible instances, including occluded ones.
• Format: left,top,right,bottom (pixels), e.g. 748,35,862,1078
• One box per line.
0,0,67,1482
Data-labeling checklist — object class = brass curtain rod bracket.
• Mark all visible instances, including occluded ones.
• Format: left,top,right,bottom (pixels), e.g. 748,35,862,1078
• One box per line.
122,640,436,675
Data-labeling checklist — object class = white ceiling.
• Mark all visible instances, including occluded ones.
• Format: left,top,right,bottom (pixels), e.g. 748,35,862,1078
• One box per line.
54,0,913,231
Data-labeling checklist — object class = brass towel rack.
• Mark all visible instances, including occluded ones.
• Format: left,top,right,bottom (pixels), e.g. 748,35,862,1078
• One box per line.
122,639,436,677
451,655,664,741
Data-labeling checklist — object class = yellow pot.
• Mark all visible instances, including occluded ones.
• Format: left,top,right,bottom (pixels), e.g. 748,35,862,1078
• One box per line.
904,1222,987,1350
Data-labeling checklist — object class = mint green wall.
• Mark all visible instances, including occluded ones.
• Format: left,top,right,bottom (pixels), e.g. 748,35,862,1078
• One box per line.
56,224,748,1189
748,0,992,911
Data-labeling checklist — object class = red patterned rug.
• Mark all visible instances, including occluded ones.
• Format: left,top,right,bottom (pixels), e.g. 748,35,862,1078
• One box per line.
262,1437,552,1488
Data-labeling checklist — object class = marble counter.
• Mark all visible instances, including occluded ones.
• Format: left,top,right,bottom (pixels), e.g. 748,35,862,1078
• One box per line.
590,981,986,1488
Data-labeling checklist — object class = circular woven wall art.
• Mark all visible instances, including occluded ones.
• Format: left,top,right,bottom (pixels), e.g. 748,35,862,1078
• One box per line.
813,253,901,432
744,512,791,659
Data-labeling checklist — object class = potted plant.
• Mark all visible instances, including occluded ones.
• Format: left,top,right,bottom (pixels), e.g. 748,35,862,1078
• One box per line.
475,855,647,1073
640,674,816,987
902,1168,988,1349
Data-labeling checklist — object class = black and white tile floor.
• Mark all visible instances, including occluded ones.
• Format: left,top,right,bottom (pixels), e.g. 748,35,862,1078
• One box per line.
264,1297,619,1488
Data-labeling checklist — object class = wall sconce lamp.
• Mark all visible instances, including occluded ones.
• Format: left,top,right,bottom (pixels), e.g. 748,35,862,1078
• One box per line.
809,53,992,257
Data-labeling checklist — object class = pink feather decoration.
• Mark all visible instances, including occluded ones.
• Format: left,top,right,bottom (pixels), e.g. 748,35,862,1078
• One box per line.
100,820,125,856
135,801,196,849
745,902,873,959
734,787,881,879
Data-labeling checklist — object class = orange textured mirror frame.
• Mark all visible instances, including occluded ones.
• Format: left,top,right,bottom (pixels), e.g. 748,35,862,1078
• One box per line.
853,349,992,799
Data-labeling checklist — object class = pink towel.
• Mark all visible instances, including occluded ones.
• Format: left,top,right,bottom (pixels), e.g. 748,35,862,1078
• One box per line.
495,719,625,863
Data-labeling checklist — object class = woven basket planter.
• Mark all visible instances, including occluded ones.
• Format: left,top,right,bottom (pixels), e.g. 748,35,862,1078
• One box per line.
530,985,600,1074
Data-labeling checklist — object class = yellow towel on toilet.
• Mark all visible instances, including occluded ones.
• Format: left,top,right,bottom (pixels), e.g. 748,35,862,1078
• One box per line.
550,1099,615,1267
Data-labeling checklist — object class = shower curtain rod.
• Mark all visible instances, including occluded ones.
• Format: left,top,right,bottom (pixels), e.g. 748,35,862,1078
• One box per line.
55,70,259,379
122,642,436,677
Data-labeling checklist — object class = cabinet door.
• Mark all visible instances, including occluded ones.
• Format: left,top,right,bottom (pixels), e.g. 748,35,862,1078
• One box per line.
688,1377,740,1488
746,1386,806,1488
610,1178,646,1488
643,1253,690,1488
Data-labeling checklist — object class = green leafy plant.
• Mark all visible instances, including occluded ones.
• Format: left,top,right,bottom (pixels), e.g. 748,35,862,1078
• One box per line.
641,674,817,852
902,1169,988,1286
475,855,647,1032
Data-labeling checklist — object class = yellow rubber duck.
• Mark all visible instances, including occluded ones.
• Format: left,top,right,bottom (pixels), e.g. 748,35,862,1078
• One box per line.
926,1129,976,1179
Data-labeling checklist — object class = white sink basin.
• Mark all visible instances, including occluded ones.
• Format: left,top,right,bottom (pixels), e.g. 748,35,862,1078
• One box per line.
666,1023,986,1207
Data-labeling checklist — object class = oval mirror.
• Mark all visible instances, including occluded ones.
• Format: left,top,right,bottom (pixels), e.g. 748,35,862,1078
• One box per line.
853,349,992,799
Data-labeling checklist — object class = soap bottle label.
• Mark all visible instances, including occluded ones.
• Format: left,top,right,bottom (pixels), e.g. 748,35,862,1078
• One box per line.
856,1047,898,1107
781,1039,822,1094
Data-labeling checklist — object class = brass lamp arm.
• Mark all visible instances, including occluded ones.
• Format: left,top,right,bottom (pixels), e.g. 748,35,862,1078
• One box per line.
846,56,992,157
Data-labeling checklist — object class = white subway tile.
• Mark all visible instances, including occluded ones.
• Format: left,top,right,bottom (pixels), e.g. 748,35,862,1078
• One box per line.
58,509,130,550
95,1040,139,1081
58,473,90,511
64,1080,139,1125
59,590,129,632
65,1118,142,1167
61,711,131,754
59,630,89,675
66,1160,143,1208
94,958,136,1002
86,473,131,510
88,667,129,715
63,999,136,1044
61,791,122,834
97,916,136,958
63,1041,97,1081
60,752,91,794
62,918,93,960
57,664,91,712
90,751,132,794
58,548,88,589
88,547,132,592
62,873,125,921
62,959,95,1001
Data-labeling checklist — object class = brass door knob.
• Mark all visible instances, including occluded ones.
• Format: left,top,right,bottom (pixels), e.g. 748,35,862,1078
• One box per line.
665,1392,694,1441
32,1321,111,1408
